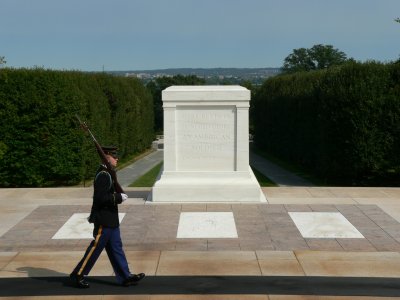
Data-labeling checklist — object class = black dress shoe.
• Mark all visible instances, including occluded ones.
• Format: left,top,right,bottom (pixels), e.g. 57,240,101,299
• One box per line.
122,273,145,286
70,272,90,288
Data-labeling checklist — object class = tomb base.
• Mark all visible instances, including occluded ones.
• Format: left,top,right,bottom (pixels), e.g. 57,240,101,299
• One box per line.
150,167,266,202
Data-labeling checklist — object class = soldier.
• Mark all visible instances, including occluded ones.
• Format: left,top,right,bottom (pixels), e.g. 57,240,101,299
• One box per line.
70,146,145,288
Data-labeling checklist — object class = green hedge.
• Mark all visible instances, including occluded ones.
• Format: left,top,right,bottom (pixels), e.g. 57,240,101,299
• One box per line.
254,61,400,186
0,68,154,187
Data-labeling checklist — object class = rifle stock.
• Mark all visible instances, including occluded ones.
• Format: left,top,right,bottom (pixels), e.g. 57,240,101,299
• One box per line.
75,115,125,193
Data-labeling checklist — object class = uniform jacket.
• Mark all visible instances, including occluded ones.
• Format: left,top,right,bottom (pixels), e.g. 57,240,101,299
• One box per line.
88,165,122,227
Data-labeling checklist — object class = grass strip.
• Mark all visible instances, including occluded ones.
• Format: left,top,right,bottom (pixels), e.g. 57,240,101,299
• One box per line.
129,162,163,187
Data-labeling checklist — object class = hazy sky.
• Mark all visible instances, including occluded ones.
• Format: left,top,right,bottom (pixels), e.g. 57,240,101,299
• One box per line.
1,0,399,71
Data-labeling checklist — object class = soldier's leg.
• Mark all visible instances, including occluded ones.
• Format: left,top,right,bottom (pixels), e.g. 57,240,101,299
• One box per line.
105,227,131,283
72,225,110,276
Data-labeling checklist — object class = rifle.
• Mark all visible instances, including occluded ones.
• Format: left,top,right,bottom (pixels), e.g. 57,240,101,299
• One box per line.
75,114,125,193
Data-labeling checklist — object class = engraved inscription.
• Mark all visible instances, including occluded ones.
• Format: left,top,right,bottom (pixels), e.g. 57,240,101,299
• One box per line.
176,106,236,171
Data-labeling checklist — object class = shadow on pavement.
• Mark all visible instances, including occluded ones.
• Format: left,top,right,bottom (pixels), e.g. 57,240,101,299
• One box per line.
1,275,400,297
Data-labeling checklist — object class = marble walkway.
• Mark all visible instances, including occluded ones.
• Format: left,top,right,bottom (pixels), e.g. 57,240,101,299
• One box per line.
1,186,400,299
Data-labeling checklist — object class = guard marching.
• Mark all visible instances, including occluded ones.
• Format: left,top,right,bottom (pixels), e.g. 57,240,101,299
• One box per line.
70,146,145,288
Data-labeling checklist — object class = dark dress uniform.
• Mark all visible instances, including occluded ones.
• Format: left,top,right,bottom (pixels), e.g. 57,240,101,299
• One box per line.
70,159,144,288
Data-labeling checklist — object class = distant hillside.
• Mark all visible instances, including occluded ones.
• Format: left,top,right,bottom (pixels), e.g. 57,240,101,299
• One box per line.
108,67,281,84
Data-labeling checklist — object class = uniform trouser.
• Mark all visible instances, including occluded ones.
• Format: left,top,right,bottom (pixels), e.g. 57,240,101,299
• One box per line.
72,225,131,284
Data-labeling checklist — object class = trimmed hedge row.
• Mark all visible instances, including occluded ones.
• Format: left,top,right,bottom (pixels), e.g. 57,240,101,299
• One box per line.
0,68,154,187
253,61,400,186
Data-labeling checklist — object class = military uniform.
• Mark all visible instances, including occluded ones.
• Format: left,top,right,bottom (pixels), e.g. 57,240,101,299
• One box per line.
70,146,144,288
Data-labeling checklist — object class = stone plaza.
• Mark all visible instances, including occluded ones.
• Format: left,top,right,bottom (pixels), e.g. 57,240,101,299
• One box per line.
2,186,400,298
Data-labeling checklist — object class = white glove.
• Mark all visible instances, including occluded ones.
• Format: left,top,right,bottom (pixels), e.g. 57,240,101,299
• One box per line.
121,193,128,202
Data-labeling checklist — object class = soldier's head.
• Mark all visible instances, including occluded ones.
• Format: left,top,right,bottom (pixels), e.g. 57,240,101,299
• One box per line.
102,145,119,167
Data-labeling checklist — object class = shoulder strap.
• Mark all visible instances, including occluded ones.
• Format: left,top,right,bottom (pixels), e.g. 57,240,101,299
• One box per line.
95,170,112,191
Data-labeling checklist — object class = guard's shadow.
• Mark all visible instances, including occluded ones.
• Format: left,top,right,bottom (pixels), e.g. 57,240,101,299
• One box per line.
16,267,71,286
16,267,119,287
17,266,67,277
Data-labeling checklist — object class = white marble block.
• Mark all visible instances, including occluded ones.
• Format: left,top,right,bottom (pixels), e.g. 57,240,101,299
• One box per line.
151,85,266,202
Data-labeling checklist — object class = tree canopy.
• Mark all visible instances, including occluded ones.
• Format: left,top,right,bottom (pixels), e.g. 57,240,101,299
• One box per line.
282,44,351,74
0,56,6,67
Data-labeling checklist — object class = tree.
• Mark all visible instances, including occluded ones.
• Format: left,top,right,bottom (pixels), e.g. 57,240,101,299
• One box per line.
0,56,6,67
282,44,350,74
395,18,400,63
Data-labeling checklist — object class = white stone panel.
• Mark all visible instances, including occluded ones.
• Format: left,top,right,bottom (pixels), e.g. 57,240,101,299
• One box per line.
289,212,364,238
52,213,126,239
176,106,235,171
177,212,238,238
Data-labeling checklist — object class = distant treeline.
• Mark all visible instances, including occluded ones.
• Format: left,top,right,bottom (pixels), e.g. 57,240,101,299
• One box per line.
111,67,281,85
0,68,154,187
111,67,281,77
253,61,400,186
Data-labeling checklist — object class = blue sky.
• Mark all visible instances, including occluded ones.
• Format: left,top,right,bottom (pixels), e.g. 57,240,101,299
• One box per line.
1,0,399,71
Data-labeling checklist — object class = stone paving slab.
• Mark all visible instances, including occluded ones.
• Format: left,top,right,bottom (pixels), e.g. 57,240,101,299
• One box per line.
4,249,400,279
2,203,400,252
